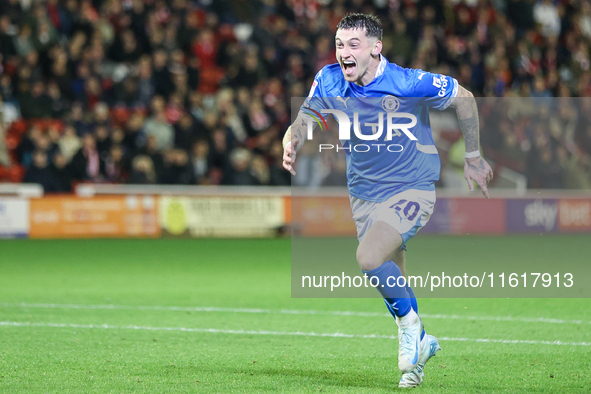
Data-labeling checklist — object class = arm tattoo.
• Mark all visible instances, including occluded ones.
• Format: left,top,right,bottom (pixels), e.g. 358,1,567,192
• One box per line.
292,115,313,143
467,158,486,172
451,86,480,153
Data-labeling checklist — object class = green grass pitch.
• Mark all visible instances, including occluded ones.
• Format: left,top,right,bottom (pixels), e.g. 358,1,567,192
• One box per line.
0,235,590,393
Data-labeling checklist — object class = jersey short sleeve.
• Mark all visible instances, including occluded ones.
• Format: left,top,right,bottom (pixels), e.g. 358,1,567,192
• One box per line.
409,69,459,111
300,69,329,121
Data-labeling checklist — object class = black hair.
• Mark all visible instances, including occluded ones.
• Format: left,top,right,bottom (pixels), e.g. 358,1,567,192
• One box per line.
336,13,383,41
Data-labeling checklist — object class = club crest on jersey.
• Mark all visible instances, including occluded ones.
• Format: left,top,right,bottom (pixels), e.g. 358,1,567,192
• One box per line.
382,96,400,112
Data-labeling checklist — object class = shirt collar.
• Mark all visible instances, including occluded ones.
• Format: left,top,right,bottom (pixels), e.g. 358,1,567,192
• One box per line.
375,54,388,78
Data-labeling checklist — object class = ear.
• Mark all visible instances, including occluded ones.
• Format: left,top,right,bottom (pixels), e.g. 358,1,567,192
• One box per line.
371,40,383,57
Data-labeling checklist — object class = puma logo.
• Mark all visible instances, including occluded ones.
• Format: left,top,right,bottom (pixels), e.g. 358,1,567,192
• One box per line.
336,96,350,108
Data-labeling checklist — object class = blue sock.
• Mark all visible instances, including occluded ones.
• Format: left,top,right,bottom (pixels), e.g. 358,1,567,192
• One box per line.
406,284,418,313
405,284,425,340
363,260,411,317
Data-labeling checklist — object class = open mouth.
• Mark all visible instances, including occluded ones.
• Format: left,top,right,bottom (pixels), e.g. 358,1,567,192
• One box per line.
342,60,356,76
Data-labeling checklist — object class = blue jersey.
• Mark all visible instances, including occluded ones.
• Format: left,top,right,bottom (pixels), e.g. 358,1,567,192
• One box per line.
302,56,458,202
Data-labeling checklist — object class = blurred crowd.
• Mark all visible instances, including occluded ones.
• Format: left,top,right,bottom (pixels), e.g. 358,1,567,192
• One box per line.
1,0,591,191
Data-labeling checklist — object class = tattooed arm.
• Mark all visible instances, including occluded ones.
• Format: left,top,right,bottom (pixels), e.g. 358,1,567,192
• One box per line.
449,85,494,198
282,113,314,176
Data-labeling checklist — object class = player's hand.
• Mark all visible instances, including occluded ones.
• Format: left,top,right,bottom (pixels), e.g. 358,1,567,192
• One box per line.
464,156,493,198
282,139,299,176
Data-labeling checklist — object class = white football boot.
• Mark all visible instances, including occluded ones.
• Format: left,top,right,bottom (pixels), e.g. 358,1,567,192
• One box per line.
395,309,423,373
398,334,441,388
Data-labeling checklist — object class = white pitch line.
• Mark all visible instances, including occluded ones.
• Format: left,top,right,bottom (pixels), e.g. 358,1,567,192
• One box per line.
1,302,590,326
0,320,589,347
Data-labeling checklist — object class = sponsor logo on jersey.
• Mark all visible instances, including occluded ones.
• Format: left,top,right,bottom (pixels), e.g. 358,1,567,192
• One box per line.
432,76,448,97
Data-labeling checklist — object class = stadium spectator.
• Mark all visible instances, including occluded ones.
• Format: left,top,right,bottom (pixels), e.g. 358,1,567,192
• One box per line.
57,125,82,163
0,91,19,124
138,135,164,181
50,152,74,193
16,125,42,167
534,0,561,38
144,95,174,151
152,49,174,99
71,133,101,182
103,144,128,183
23,150,61,192
556,145,591,189
0,114,9,166
47,81,69,118
269,140,291,186
192,139,211,184
122,112,147,155
0,15,16,58
250,154,270,185
161,148,195,185
13,24,34,57
20,81,52,119
128,154,156,184
95,125,112,157
225,147,257,185
174,112,203,150
209,127,232,179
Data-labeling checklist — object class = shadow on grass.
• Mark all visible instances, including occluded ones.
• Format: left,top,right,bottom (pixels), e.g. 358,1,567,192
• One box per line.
195,364,397,391
252,367,395,389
